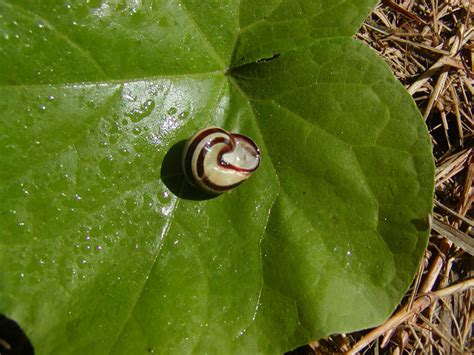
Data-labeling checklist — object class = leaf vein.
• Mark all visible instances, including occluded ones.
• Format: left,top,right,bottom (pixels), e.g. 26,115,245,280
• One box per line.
0,0,107,77
174,0,226,69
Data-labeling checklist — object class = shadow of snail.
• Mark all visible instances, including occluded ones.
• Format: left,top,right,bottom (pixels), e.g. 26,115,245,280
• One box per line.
0,314,34,355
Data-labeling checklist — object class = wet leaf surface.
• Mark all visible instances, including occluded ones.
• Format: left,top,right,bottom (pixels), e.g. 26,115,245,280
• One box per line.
0,1,434,353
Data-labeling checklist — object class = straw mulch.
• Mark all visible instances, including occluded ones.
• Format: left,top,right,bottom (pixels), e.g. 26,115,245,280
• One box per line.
292,1,473,354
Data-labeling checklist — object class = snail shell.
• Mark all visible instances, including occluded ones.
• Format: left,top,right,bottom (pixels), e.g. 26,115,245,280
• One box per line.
183,127,260,194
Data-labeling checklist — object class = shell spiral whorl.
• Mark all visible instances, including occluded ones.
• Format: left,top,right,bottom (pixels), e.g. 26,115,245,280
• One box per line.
183,127,260,194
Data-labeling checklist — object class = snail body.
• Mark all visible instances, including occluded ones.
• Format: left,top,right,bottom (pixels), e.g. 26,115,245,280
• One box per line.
183,127,260,194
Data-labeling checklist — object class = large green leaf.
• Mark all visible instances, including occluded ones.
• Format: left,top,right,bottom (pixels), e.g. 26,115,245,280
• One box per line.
0,1,434,353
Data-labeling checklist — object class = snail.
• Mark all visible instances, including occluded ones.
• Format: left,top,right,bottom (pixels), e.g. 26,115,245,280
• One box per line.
182,127,260,194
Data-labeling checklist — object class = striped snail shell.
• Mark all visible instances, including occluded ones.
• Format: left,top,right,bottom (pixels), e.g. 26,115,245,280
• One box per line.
183,127,260,194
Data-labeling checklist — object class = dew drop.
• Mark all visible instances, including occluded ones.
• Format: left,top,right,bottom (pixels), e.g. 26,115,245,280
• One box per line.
78,259,87,268
132,126,141,135
143,194,153,209
177,111,189,120
158,190,170,204
129,99,155,123
119,148,130,156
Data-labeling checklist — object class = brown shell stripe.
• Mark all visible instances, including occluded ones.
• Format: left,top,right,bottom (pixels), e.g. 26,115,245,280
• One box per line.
183,127,225,184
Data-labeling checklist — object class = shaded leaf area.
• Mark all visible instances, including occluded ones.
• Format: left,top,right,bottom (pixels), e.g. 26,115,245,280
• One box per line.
0,0,434,354
232,39,433,350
